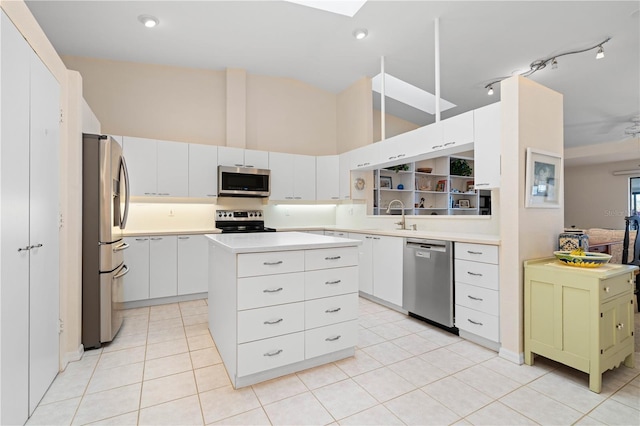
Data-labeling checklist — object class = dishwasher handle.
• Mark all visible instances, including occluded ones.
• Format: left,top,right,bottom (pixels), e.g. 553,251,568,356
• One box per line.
405,239,448,253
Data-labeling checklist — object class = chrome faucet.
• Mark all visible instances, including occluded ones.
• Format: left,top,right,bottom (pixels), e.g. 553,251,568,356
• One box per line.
386,199,407,230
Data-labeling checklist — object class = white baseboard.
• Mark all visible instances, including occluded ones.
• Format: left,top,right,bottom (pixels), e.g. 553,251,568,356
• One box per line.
62,344,84,370
499,347,524,364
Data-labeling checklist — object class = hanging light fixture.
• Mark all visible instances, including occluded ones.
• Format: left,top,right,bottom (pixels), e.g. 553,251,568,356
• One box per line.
138,15,159,28
487,85,494,96
484,37,611,95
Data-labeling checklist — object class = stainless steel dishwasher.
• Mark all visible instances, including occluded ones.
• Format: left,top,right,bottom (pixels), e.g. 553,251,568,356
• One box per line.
403,238,454,328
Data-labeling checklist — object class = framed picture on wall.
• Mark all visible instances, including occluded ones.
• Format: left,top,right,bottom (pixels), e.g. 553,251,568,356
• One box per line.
525,148,562,208
379,176,392,189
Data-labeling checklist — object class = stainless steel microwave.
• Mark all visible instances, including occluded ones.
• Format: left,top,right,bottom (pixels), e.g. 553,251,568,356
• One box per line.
218,166,271,197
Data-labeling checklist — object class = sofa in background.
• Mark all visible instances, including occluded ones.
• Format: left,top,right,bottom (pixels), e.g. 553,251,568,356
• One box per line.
583,228,636,264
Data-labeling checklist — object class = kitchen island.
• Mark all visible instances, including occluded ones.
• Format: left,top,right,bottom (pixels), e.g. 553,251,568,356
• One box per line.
205,231,361,388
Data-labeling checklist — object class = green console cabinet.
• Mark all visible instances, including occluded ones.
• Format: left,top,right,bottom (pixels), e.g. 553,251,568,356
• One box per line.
524,258,636,393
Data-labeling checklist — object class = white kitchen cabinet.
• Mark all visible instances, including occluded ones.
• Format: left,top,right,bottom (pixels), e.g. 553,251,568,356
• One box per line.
442,110,474,147
157,140,188,196
349,144,379,170
218,146,269,169
269,152,316,200
149,236,178,298
122,237,150,302
316,155,340,200
324,230,348,237
177,235,208,295
1,12,60,423
188,144,218,197
123,137,188,197
348,233,403,306
339,152,351,200
473,102,501,189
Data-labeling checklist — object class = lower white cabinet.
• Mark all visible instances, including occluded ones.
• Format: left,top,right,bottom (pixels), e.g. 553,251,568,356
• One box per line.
454,242,500,346
123,234,208,302
348,233,403,307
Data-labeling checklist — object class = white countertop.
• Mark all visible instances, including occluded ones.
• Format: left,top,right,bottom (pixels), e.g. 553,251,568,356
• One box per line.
123,229,221,237
205,231,361,253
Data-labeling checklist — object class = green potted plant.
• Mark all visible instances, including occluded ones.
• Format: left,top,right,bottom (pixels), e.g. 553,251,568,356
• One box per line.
450,159,472,176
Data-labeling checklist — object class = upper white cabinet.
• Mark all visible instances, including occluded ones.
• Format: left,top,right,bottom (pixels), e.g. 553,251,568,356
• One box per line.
123,136,188,197
316,155,340,200
218,146,269,169
350,144,379,170
188,144,218,197
473,102,501,189
339,152,352,200
442,110,474,148
269,152,316,200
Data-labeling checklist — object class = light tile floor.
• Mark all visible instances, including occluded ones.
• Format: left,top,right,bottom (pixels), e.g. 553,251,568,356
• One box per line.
27,297,640,425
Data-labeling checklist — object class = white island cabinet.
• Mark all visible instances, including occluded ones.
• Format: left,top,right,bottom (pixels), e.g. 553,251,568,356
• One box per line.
206,232,360,388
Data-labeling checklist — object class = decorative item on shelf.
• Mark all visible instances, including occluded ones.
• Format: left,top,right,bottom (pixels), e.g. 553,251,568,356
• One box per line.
386,164,410,172
466,181,475,192
553,250,611,268
450,159,472,176
397,184,404,190
435,180,447,192
458,199,471,208
379,176,392,189
419,197,425,208
417,167,433,173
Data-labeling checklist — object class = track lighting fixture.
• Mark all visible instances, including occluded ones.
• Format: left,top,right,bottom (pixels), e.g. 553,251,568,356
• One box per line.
484,37,611,95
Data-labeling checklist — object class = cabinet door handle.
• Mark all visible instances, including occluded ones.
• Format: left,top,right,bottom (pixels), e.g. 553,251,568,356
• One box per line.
325,307,341,313
150,237,163,241
432,145,443,150
178,236,189,240
331,197,339,199
263,287,283,293
444,142,456,146
604,287,610,293
294,197,302,200
475,183,489,187
29,243,43,249
245,164,254,168
206,194,216,197
234,163,244,167
17,246,30,252
388,156,397,160
263,260,283,266
467,250,483,255
467,271,483,277
616,323,624,329
264,318,283,325
363,162,370,166
468,319,483,326
325,256,341,260
135,238,148,241
325,280,341,285
263,349,283,357
397,154,406,158
467,295,484,301
325,335,341,342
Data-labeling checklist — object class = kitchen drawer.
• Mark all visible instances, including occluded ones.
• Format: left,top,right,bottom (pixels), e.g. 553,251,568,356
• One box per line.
305,266,358,300
455,243,498,264
237,302,304,343
455,305,499,342
237,332,305,377
455,282,499,315
237,272,305,310
305,294,358,329
600,273,634,301
305,247,358,271
454,259,499,290
305,320,357,359
237,251,304,278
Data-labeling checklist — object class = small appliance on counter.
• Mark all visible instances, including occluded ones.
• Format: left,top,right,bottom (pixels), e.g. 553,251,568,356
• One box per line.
215,210,276,233
81,134,130,349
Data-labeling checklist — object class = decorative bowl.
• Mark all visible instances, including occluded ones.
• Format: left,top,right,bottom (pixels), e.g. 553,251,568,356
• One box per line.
553,251,612,268
417,167,433,173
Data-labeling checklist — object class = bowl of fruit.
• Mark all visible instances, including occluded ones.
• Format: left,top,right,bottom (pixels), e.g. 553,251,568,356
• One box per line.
553,248,612,268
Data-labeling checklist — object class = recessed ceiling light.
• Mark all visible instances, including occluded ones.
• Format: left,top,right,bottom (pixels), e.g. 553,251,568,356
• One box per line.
138,15,159,28
353,29,368,40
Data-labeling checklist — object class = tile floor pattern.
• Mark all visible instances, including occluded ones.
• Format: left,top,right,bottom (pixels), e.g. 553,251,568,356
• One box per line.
27,298,640,425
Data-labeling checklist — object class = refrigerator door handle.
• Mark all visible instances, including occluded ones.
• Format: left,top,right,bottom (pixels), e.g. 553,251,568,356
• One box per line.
120,155,130,230
113,264,129,280
113,242,129,252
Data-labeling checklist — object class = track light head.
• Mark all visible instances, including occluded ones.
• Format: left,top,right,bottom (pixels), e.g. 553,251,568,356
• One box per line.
596,46,605,59
487,85,494,96
551,58,558,69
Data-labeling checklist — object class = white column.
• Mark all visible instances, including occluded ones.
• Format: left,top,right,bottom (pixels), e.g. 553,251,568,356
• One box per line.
434,18,441,122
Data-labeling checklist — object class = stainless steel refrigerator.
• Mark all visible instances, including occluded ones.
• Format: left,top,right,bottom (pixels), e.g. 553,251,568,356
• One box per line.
82,134,130,349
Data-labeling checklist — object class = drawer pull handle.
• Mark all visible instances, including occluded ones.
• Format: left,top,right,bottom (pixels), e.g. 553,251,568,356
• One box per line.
263,287,283,293
467,295,484,301
432,145,443,150
325,256,341,260
263,349,283,357
617,323,624,329
263,261,283,266
325,307,341,313
604,286,610,293
444,142,456,146
325,335,342,342
468,319,483,326
467,250,483,255
263,318,283,325
467,271,483,277
325,280,342,285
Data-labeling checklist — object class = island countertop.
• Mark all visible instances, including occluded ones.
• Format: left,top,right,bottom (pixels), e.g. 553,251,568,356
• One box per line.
205,231,361,253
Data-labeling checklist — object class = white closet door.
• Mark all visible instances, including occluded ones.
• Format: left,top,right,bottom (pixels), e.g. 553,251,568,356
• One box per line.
28,48,61,414
0,12,31,425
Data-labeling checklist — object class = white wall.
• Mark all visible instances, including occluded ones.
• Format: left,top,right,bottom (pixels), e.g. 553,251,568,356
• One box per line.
565,159,639,229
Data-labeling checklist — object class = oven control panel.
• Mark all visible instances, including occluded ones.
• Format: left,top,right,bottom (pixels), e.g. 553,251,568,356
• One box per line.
216,210,263,220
